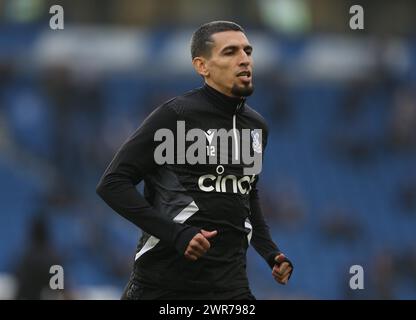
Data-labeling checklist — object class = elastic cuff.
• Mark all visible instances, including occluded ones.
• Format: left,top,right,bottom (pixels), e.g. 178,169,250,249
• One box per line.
174,226,201,255
267,251,282,269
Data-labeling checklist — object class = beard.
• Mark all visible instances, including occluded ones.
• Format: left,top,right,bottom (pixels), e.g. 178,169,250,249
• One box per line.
231,82,254,97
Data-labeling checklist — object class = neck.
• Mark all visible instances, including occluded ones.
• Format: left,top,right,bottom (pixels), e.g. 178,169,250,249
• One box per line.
202,83,245,115
204,80,239,98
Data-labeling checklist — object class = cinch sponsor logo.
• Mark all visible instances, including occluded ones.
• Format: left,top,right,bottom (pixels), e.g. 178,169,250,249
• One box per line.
198,172,256,194
154,121,263,175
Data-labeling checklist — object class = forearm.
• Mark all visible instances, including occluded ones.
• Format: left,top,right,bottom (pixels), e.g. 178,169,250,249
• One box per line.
96,172,198,254
249,188,281,268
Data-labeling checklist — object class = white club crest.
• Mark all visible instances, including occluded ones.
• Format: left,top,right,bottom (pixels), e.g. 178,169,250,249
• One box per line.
251,130,262,154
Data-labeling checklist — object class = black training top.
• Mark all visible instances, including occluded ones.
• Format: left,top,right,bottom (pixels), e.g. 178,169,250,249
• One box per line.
96,83,281,292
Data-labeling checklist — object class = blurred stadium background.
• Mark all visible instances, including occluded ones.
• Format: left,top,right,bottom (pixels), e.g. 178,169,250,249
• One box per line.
0,0,416,299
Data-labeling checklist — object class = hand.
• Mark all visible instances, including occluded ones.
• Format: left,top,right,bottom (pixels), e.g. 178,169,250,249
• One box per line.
272,253,293,285
184,229,218,261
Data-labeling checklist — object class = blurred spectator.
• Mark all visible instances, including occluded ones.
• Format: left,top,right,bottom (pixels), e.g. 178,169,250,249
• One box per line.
338,79,373,122
329,134,377,165
264,74,294,129
260,182,306,229
370,250,396,300
41,65,78,176
13,212,66,299
0,61,15,89
342,250,397,300
328,79,381,166
388,85,416,152
395,246,416,284
397,179,416,214
319,208,364,244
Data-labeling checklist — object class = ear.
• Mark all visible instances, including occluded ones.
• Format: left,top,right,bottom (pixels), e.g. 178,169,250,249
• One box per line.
192,57,209,78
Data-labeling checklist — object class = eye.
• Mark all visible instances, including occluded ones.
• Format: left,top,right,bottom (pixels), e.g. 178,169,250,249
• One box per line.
245,48,253,56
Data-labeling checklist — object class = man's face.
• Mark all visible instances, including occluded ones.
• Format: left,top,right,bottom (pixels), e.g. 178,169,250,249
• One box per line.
203,31,254,98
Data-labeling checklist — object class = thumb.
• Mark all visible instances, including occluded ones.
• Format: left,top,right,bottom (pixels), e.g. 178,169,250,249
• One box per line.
274,253,286,264
201,229,218,239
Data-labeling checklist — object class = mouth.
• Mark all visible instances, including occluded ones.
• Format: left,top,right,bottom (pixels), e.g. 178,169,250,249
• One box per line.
236,70,252,83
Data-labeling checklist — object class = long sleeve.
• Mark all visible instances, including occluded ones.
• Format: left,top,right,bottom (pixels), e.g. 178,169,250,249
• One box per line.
249,185,281,268
249,123,281,269
96,103,200,255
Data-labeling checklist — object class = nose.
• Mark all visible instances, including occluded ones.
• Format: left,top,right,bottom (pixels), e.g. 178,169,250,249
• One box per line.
239,50,250,67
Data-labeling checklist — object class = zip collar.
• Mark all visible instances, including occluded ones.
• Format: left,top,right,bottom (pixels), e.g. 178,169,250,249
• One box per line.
202,83,246,115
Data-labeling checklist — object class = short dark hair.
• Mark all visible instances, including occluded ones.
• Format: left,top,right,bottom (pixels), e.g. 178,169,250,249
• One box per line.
190,21,245,59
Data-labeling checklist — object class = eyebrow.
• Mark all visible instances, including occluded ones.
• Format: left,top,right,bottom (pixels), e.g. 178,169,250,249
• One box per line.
220,44,253,53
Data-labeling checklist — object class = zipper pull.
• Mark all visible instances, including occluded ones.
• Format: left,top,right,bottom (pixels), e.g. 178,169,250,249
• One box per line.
236,100,244,113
